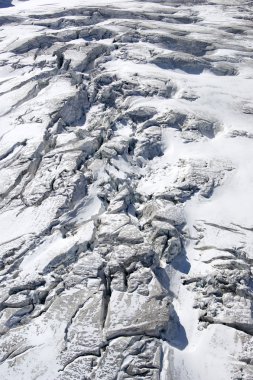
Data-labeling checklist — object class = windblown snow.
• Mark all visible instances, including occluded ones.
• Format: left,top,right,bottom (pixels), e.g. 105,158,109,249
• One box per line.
0,0,252,379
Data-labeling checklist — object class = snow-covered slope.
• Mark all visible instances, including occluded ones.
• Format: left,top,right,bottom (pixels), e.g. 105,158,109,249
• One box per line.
0,0,252,379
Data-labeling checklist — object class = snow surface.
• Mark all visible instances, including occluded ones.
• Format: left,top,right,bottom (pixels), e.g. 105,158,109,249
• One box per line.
0,0,252,379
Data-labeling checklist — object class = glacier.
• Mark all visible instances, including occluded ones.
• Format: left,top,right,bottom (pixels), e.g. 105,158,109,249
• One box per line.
0,0,252,379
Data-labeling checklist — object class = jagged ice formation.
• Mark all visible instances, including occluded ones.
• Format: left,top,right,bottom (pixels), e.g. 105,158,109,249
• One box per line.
0,0,252,379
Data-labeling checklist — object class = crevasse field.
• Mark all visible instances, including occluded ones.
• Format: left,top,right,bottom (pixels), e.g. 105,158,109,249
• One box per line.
0,0,252,379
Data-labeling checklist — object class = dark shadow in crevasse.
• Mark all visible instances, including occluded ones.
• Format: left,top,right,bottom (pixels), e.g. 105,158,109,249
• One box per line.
154,264,189,350
171,245,191,274
163,306,189,350
160,246,191,349
0,0,14,8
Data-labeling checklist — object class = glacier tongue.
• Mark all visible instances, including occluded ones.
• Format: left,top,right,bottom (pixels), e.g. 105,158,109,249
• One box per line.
0,0,252,379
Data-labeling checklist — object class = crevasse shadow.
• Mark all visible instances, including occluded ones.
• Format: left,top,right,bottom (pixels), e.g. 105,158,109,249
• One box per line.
171,245,191,274
0,0,13,8
164,306,189,350
154,262,189,350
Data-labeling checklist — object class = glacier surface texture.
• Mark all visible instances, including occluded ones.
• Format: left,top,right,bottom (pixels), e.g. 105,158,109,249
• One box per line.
0,0,252,379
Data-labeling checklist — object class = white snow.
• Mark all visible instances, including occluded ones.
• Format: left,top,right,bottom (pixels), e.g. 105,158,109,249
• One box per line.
0,0,252,379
